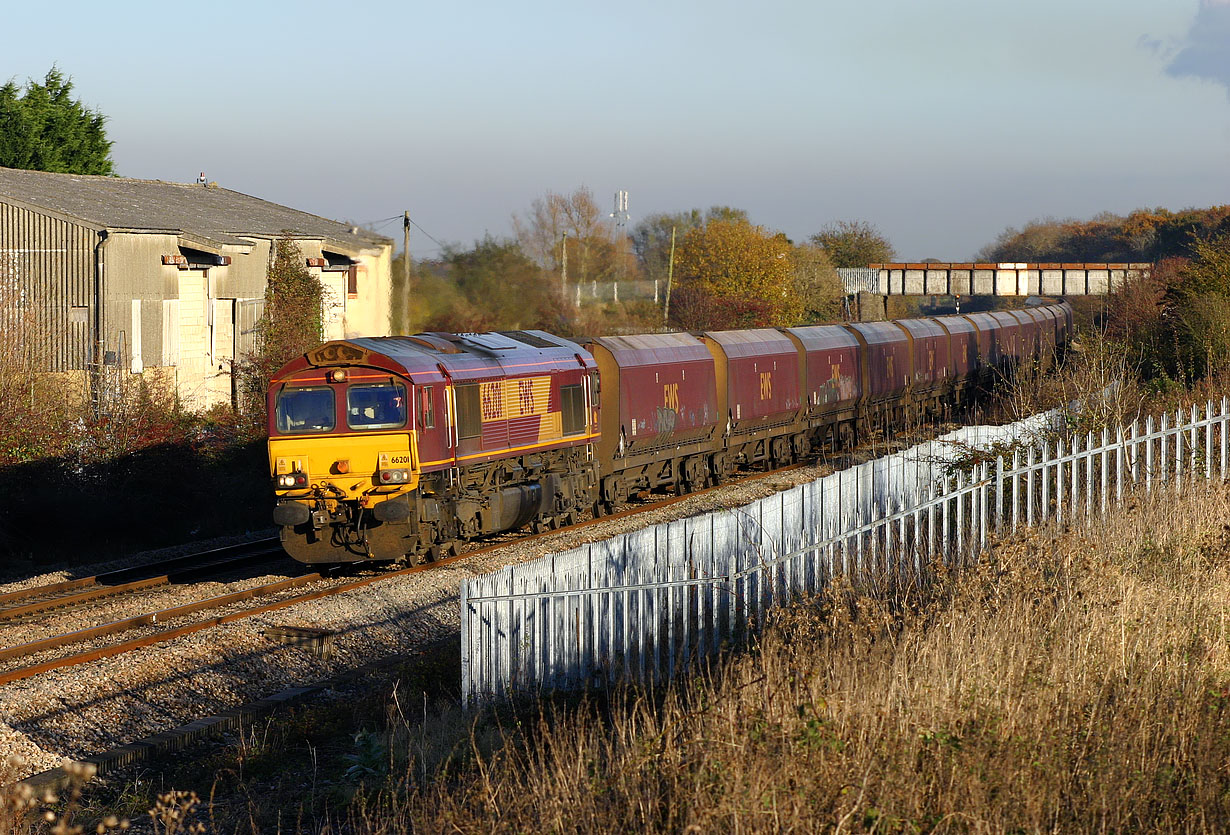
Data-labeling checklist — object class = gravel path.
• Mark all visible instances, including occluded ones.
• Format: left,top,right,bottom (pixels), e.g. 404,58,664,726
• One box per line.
0,450,902,781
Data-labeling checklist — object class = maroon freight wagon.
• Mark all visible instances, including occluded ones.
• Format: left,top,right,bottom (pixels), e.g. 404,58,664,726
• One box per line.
934,314,979,382
845,322,912,407
587,332,720,498
893,317,953,396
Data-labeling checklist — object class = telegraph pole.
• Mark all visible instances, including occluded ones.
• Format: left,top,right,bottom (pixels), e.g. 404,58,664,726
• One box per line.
561,231,568,297
403,211,411,331
663,226,676,325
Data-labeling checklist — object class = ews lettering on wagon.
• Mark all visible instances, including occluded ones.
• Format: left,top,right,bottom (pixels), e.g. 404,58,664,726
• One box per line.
663,382,680,413
759,371,773,401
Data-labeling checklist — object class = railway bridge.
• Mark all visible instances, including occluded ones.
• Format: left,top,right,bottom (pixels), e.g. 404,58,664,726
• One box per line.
840,262,1151,297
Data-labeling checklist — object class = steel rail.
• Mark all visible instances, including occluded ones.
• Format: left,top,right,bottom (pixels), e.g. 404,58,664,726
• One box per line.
0,465,806,687
0,538,284,619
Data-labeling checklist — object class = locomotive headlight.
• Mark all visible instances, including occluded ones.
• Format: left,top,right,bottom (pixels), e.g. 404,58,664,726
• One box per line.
376,450,413,487
377,468,411,484
276,472,309,489
329,369,348,383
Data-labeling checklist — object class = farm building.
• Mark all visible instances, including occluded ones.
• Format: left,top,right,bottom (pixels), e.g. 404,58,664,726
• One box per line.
0,166,394,409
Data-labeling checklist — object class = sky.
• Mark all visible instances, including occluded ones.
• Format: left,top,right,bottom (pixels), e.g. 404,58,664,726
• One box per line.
6,0,1230,261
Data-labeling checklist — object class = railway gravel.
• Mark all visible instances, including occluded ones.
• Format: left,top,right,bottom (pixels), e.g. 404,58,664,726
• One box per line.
0,447,917,781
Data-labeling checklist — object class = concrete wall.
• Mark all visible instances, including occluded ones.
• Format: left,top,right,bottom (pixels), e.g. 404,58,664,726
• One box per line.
873,262,1150,296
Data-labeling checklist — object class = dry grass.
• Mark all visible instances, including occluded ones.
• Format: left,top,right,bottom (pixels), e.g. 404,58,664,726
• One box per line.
338,483,1230,834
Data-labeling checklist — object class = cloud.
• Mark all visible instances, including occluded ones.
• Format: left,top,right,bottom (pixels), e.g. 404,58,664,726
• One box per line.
1165,0,1230,96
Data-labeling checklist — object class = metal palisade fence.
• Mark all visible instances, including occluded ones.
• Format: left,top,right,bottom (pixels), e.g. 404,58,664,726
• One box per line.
460,399,1230,704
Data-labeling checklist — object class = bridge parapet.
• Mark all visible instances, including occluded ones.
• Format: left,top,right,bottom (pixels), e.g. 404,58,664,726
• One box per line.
867,262,1151,296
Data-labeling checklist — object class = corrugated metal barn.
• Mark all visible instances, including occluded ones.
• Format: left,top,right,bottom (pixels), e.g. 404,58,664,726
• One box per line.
0,167,394,409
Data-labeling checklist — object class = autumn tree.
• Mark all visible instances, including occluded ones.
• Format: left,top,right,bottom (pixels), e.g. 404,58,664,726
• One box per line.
512,187,631,287
0,67,113,175
670,219,802,330
631,206,752,286
977,207,1230,263
790,243,844,322
810,220,895,268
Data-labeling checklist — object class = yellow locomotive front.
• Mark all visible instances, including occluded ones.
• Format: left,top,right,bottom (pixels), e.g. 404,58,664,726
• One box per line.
268,343,423,563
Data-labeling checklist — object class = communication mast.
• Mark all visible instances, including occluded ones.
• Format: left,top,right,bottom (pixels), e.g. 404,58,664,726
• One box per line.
611,190,630,284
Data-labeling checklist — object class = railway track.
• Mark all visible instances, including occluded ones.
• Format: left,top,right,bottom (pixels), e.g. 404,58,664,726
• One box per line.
0,464,808,688
0,537,288,623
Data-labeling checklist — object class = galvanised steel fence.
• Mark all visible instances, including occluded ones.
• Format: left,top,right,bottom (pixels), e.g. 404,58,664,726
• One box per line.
461,399,1230,704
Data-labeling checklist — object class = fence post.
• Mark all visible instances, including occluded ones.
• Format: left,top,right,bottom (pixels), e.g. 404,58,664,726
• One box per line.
460,581,471,706
1027,443,1036,527
927,477,936,562
1175,410,1182,491
995,455,1004,534
1222,396,1228,480
1040,439,1049,523
942,475,951,560
1206,401,1214,481
1130,419,1139,486
1146,416,1154,494
1185,405,1195,484
1011,449,1020,532
1071,432,1080,519
956,469,965,559
1115,424,1124,505
1056,437,1065,525
1161,412,1169,486
1100,426,1109,517
1085,430,1094,518
979,461,989,555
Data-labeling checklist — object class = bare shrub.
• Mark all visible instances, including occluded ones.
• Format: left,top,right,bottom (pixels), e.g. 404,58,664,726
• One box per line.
998,330,1143,437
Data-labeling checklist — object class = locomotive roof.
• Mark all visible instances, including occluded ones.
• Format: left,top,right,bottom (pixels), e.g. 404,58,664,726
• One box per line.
345,330,583,364
285,330,589,384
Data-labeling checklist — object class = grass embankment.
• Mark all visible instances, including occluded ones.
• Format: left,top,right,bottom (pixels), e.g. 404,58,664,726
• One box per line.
22,480,1230,833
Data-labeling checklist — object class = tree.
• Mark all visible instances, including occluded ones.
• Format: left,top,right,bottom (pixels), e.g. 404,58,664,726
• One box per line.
810,220,895,268
790,243,844,322
631,210,702,285
424,237,559,333
512,187,630,287
671,219,801,329
236,236,325,425
0,67,114,175
631,207,750,286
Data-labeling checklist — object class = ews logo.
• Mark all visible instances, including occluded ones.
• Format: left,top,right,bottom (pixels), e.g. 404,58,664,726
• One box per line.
759,371,773,401
518,379,536,416
480,382,504,421
663,382,680,412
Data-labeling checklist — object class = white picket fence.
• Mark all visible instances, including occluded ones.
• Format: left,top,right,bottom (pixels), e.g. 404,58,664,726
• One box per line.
460,398,1230,704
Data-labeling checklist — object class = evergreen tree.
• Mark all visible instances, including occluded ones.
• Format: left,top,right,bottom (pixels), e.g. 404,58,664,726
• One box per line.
0,67,114,174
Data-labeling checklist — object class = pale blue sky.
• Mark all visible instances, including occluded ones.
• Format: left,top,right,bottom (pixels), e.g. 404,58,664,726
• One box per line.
6,0,1229,260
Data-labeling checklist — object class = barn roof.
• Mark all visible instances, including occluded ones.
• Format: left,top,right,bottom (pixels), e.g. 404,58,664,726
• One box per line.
0,166,391,254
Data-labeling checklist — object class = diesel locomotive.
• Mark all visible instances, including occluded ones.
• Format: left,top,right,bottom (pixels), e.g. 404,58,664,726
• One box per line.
267,302,1072,564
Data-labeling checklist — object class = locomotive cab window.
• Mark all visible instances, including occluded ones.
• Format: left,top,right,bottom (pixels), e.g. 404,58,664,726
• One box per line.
276,387,336,434
347,383,407,430
420,386,435,428
560,384,586,435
